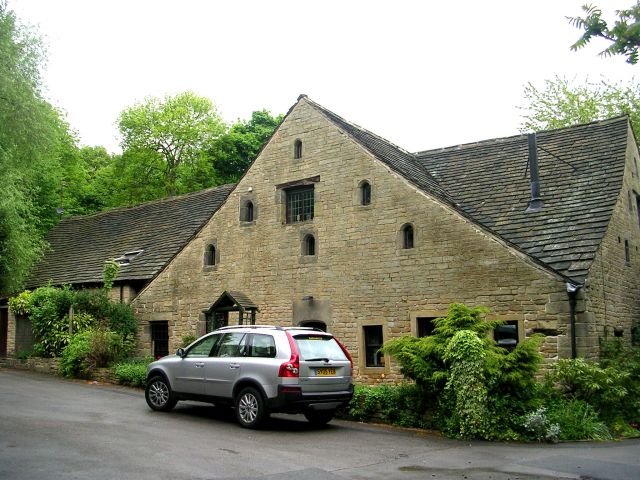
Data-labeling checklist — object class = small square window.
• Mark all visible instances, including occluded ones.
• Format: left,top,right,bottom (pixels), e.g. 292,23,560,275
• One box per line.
363,325,384,367
494,321,518,350
286,186,314,223
416,317,436,337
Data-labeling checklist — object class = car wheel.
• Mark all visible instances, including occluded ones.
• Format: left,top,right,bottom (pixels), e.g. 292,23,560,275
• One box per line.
304,409,335,426
235,387,266,428
145,375,177,412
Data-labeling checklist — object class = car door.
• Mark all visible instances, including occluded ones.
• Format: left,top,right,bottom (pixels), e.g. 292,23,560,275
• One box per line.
173,334,220,395
203,332,247,398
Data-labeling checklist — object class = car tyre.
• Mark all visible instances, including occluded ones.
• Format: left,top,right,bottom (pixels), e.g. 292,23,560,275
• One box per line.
235,387,266,428
304,409,335,426
145,375,177,412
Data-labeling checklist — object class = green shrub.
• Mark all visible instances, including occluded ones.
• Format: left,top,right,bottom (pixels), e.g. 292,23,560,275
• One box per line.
382,303,544,440
546,399,611,441
15,348,33,360
23,285,77,357
521,407,560,443
114,357,154,387
60,330,92,377
60,328,128,378
442,330,489,439
347,383,432,428
545,358,628,424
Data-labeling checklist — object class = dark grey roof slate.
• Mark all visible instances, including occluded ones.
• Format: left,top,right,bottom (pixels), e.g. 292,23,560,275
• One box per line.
28,184,235,288
303,97,454,205
416,117,630,282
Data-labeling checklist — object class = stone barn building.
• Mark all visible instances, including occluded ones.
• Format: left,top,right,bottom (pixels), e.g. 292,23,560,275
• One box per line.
3,95,640,383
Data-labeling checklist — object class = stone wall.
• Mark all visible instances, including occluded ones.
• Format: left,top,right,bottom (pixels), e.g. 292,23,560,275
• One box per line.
132,98,572,383
583,124,640,356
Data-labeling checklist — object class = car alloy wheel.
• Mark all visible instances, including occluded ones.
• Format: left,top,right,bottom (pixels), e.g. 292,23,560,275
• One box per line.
235,387,265,428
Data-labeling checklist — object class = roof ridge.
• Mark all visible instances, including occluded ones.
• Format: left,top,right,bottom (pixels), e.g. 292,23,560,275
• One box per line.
300,96,455,203
301,96,416,158
59,183,236,223
415,115,629,156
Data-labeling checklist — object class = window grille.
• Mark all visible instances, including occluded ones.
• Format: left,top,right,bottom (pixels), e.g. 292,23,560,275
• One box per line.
286,187,314,223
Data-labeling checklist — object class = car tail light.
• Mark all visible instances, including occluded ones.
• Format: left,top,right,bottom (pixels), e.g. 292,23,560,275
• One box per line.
278,332,300,377
335,337,353,372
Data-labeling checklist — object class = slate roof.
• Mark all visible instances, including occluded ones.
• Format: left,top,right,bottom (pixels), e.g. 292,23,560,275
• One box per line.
304,97,454,205
28,184,235,288
416,117,630,282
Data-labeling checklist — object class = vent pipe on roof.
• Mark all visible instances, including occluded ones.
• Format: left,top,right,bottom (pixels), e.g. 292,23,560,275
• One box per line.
525,133,544,212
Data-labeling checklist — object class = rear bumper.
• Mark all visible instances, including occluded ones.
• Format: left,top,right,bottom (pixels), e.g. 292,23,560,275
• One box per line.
267,384,354,413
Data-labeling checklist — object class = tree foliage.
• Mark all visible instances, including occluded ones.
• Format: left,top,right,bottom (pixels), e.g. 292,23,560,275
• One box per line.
568,3,640,64
210,109,283,183
117,91,226,196
0,2,79,293
520,76,640,136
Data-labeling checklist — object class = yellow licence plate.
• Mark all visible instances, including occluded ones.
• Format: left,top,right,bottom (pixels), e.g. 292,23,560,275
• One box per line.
316,367,336,376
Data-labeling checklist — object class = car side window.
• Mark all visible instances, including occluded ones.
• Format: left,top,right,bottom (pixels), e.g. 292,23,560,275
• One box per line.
186,334,219,358
250,334,276,358
214,332,247,357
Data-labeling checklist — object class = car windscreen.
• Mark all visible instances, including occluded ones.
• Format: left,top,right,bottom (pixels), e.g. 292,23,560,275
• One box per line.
293,334,347,361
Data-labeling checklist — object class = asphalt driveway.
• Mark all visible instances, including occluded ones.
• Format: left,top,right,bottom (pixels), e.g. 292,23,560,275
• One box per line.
1,368,639,480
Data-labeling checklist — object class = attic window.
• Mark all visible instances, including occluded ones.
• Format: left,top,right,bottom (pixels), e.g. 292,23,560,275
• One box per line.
360,181,371,206
294,139,302,159
401,224,414,249
114,249,143,266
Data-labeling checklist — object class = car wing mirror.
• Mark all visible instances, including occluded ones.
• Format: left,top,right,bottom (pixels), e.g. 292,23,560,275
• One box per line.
176,348,185,358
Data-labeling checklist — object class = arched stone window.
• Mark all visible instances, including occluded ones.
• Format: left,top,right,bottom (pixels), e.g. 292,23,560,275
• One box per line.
401,224,414,249
303,234,316,256
205,244,217,266
360,181,371,206
294,139,302,159
299,320,327,332
246,201,254,222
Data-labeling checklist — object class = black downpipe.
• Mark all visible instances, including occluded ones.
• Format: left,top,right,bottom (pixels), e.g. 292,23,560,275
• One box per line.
567,286,579,359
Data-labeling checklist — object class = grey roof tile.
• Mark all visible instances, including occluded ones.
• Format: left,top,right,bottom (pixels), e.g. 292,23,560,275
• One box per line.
416,117,630,282
28,184,235,287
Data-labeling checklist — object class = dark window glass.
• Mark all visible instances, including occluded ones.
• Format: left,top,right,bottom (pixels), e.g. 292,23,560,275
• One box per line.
249,334,277,358
625,239,631,265
186,334,219,357
363,325,384,367
151,321,169,358
636,193,640,226
286,187,314,223
299,320,326,331
214,332,247,357
246,201,254,222
402,225,414,249
205,245,216,266
294,140,302,159
417,317,436,337
361,182,371,206
494,321,518,351
304,235,316,256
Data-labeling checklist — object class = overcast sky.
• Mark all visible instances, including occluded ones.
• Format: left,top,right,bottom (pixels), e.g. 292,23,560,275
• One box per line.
10,0,639,154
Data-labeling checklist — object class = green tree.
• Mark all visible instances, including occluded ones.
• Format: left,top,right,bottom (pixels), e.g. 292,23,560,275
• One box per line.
117,91,226,197
568,3,640,64
520,76,640,137
210,109,283,183
0,2,77,293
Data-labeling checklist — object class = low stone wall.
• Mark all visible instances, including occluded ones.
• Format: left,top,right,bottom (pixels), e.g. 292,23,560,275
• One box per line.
0,357,60,374
0,357,117,384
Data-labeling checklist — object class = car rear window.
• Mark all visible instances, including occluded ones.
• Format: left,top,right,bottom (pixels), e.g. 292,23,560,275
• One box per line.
293,334,347,361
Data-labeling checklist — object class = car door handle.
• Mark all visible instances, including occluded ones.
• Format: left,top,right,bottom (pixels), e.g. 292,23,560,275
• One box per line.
229,363,240,369
194,362,205,368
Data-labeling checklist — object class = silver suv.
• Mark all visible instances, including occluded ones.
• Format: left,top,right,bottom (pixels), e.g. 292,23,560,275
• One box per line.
145,325,354,428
